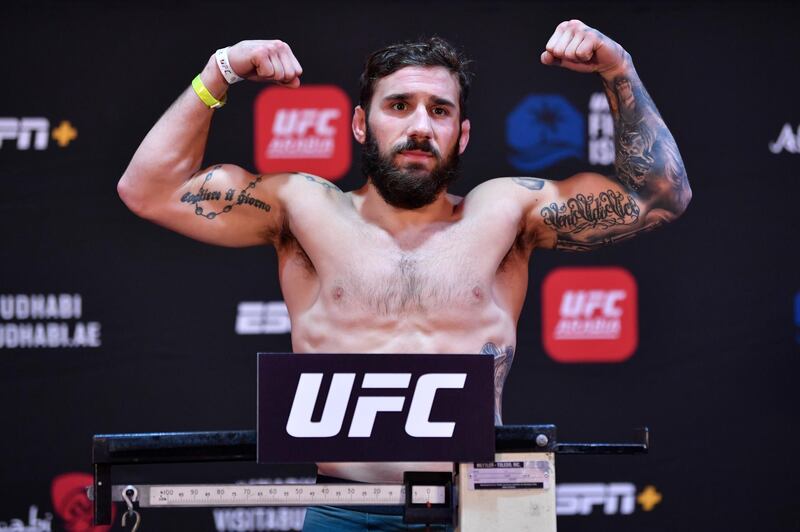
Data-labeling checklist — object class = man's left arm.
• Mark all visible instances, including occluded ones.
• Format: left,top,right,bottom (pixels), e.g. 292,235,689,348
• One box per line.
524,20,692,251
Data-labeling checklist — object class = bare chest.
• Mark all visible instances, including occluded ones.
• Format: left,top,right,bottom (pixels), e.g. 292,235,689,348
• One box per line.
329,243,488,317
280,203,527,324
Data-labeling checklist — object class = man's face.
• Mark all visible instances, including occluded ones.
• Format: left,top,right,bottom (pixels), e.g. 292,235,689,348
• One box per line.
353,66,471,209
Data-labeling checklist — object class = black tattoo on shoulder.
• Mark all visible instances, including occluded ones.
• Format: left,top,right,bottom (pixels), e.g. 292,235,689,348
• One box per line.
295,172,343,193
512,177,545,191
540,190,639,235
180,166,271,220
480,342,515,426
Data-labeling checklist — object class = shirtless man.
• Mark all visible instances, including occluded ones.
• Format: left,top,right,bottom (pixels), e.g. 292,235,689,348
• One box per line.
118,19,691,530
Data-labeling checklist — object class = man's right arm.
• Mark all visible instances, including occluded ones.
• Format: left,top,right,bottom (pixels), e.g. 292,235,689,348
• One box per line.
117,40,303,247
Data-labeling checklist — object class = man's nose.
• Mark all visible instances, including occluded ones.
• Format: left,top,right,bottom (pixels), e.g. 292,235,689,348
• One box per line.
406,105,433,138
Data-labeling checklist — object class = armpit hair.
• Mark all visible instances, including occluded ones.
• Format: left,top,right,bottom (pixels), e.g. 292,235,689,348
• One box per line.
274,217,315,273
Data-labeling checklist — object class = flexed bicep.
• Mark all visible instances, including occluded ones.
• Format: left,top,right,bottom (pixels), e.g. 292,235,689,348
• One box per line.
532,172,669,252
130,164,291,248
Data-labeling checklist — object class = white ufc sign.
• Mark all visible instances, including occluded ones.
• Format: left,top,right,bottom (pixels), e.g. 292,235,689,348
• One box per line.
286,372,467,438
559,289,626,318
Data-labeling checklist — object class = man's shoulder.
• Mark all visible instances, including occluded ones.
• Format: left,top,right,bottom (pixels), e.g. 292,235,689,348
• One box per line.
288,172,346,194
464,176,553,203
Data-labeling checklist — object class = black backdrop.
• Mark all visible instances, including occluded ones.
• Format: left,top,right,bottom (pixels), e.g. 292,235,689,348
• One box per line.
2,1,799,530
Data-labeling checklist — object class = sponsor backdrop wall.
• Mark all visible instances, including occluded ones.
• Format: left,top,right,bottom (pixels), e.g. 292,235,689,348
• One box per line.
2,1,798,530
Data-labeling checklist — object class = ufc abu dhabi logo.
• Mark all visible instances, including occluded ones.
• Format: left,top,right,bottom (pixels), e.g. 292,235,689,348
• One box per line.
556,289,626,340
254,85,351,179
286,372,466,438
542,267,638,362
257,353,494,463
269,109,340,158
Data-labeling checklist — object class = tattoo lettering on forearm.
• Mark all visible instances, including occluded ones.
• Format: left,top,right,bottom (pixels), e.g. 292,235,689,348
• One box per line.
541,190,639,235
604,75,690,207
180,166,271,220
296,172,343,193
480,342,515,426
512,177,545,191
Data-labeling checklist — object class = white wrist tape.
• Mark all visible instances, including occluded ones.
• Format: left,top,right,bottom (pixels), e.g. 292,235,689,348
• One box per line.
215,47,244,84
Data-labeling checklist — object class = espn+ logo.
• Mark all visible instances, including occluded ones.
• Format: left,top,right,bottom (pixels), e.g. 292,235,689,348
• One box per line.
255,85,351,179
287,372,465,438
543,267,638,363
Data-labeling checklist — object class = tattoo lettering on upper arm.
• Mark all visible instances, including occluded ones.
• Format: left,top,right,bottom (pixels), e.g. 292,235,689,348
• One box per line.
295,172,343,193
480,342,515,426
540,190,639,235
180,165,271,220
512,177,545,191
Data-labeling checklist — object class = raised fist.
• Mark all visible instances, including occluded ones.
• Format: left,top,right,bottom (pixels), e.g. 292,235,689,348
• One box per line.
226,40,303,88
540,20,630,76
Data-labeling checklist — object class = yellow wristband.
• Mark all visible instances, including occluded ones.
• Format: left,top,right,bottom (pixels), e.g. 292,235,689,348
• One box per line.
191,74,227,109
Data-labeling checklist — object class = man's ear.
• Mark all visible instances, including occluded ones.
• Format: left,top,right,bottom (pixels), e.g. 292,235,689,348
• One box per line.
458,118,471,155
352,105,367,144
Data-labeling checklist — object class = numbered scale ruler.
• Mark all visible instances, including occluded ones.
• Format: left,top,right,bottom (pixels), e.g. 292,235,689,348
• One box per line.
97,484,446,507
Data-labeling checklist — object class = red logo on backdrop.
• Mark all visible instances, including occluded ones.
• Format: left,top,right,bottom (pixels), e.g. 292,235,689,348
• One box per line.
254,85,352,179
542,266,638,363
51,473,114,531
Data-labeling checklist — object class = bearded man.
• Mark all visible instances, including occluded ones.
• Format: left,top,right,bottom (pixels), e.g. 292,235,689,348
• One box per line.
118,20,691,531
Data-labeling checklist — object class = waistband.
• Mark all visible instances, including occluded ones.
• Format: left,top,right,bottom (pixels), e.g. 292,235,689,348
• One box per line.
315,474,404,515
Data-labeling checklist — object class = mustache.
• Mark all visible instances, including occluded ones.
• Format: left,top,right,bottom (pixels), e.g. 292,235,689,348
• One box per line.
392,137,441,159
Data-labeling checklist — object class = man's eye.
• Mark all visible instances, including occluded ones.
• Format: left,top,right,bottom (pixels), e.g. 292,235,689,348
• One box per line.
432,107,448,116
392,102,407,111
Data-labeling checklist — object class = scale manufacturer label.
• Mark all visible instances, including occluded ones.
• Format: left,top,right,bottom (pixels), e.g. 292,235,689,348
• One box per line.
467,461,550,490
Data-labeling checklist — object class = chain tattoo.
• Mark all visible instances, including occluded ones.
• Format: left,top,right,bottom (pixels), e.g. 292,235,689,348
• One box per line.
180,165,270,220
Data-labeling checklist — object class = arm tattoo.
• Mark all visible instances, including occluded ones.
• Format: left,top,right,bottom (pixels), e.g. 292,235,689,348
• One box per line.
512,177,545,191
555,220,664,251
603,74,690,207
480,342,515,426
295,172,343,193
180,165,271,220
541,71,690,251
541,190,639,235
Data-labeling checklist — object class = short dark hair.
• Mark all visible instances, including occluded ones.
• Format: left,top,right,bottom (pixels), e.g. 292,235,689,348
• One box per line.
358,36,473,120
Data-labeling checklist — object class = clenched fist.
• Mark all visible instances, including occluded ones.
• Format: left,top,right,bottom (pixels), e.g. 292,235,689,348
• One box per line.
226,40,303,88
541,20,631,77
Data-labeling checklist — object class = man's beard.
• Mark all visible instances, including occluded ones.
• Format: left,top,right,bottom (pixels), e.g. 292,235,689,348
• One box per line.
361,127,461,210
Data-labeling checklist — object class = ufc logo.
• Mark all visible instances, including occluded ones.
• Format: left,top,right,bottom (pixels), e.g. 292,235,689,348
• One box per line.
559,290,626,318
286,372,466,438
0,117,49,150
273,109,340,137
